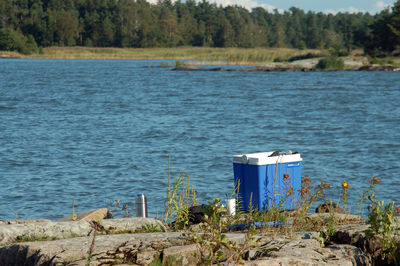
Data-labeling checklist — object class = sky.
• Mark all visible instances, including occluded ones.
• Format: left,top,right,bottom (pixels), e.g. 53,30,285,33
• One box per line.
149,0,396,14
219,0,395,14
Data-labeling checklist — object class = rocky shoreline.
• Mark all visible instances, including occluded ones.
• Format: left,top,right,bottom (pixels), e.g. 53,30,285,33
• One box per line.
0,210,399,265
143,56,400,72
144,64,400,72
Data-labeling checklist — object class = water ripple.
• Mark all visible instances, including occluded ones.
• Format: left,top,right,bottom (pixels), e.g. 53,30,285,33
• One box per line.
0,59,399,220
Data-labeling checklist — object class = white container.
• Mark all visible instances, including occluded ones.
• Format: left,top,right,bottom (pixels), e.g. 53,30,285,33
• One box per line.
225,198,236,216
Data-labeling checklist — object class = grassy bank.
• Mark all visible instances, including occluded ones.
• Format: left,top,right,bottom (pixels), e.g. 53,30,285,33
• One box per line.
2,46,399,68
1,46,325,64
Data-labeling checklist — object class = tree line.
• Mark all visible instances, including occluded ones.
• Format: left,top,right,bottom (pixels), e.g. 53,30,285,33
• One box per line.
0,0,399,55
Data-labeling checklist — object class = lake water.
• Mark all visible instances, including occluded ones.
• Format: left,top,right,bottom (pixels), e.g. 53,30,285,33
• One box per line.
0,59,399,221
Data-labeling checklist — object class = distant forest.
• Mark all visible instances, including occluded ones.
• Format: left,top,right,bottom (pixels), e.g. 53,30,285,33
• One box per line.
0,0,399,55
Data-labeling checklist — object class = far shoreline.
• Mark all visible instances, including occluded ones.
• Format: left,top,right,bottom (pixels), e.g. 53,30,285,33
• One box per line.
1,46,399,70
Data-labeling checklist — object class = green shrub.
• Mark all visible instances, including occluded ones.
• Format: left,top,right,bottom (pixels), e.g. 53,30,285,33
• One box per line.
329,46,349,57
273,52,323,63
273,57,285,62
316,57,344,70
288,52,322,62
369,57,394,65
0,28,24,51
24,35,38,54
16,235,57,242
175,60,187,68
0,28,38,54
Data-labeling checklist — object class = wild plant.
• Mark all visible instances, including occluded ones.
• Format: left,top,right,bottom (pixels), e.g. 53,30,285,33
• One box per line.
297,177,330,214
86,221,100,266
234,170,294,226
175,60,187,68
16,235,57,242
135,224,162,233
272,172,295,214
190,198,256,265
232,179,245,220
108,199,131,218
359,176,380,216
72,199,77,221
341,181,349,213
363,176,399,263
191,198,228,264
293,177,331,231
163,154,197,229
320,200,339,244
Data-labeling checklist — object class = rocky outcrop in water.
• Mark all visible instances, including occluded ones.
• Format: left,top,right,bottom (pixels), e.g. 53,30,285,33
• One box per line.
145,64,400,72
358,65,400,71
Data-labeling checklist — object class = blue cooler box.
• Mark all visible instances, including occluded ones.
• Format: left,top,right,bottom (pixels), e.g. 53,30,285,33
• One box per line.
233,151,302,211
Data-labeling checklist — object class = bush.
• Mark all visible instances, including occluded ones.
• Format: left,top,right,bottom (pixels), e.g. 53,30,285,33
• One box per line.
316,57,345,70
0,28,38,54
23,35,38,54
273,57,285,62
273,53,324,63
288,53,322,62
329,45,349,57
0,28,24,51
369,57,394,65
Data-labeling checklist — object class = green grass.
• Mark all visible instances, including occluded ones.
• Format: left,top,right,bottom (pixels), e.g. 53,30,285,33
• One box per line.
16,235,57,242
1,46,326,65
316,57,345,70
368,56,400,66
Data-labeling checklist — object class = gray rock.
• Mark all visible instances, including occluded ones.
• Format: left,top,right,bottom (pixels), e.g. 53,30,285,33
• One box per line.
0,232,186,265
0,217,167,246
315,202,345,214
163,244,198,266
247,241,370,265
57,208,109,222
0,226,247,266
245,230,371,265
0,220,92,246
326,244,372,265
0,220,52,225
136,250,160,265
0,215,383,266
331,224,370,248
307,213,363,224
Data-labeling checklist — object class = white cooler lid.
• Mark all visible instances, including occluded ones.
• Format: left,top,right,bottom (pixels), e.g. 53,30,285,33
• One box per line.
233,151,302,165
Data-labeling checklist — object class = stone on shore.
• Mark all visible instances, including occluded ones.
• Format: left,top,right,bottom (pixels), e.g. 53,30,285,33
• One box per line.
246,244,370,265
0,219,52,225
0,227,373,265
163,244,198,265
57,208,109,222
0,214,397,265
0,217,167,246
0,232,247,265
358,65,400,71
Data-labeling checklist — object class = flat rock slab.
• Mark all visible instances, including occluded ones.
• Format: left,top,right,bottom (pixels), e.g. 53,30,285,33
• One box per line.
163,244,198,265
0,232,247,265
0,228,373,266
246,243,371,265
0,232,186,265
0,217,167,246
57,208,109,222
0,218,380,266
0,220,52,225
